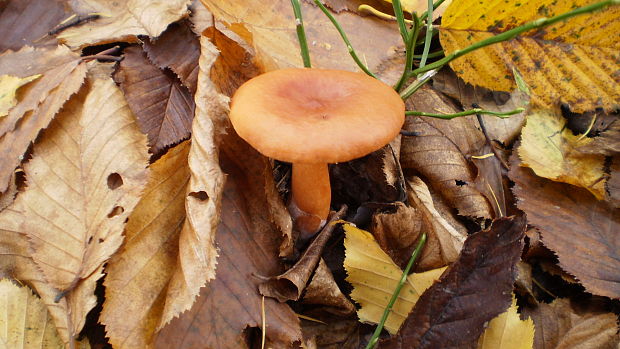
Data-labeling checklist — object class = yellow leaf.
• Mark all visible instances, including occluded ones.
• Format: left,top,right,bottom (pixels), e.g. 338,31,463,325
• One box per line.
0,279,64,348
518,109,606,199
343,223,445,334
477,295,534,349
439,0,620,112
0,74,40,118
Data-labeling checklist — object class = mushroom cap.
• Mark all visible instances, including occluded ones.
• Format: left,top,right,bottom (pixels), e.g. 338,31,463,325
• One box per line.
229,68,405,164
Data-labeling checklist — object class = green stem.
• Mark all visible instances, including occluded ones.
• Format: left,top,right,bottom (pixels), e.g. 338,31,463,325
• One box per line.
391,0,410,44
365,233,427,349
314,0,378,78
419,0,447,22
394,13,421,91
291,0,312,67
412,50,444,59
406,107,525,119
410,0,619,77
399,70,436,100
418,0,434,69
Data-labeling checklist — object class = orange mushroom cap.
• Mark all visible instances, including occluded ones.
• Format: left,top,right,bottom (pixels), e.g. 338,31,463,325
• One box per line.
229,68,405,164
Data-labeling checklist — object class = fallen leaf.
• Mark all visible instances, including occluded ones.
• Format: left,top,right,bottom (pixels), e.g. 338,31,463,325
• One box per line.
0,74,41,117
343,223,445,334
100,141,190,348
381,215,526,349
509,156,620,299
303,258,356,317
477,295,535,349
522,298,620,349
57,0,191,49
440,0,620,112
401,85,493,219
0,0,69,51
115,46,195,155
0,279,63,348
12,65,149,333
301,318,360,349
576,118,620,156
143,20,200,94
519,109,606,199
0,45,86,193
606,156,620,207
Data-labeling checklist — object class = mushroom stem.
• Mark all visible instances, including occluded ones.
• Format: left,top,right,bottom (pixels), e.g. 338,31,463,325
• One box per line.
290,162,331,238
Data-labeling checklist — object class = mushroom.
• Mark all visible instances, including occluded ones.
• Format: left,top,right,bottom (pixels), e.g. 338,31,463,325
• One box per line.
229,68,404,239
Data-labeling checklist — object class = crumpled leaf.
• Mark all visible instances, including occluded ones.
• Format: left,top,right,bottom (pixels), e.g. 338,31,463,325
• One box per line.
302,258,356,317
381,215,526,349
12,65,149,333
57,0,191,49
0,74,41,117
519,109,606,199
0,45,86,193
509,156,620,299
401,85,493,219
523,298,620,349
115,46,194,155
0,279,64,348
477,295,534,349
440,0,620,112
343,223,445,334
0,0,69,51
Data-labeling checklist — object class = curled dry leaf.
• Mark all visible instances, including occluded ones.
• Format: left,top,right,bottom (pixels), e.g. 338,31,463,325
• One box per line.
381,215,526,349
0,0,69,51
509,157,620,299
57,0,191,49
343,223,445,335
200,0,401,71
401,85,493,219
0,45,86,193
477,295,534,349
115,46,195,155
522,298,620,349
12,66,149,331
0,279,64,348
302,258,356,317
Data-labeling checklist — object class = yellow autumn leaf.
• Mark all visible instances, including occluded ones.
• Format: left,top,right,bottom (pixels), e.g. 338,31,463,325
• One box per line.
0,279,63,349
477,295,535,349
343,223,445,334
519,109,606,199
0,74,40,118
439,0,620,112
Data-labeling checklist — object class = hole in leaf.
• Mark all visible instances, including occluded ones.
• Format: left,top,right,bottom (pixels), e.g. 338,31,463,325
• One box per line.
107,206,124,218
99,238,105,243
88,236,93,244
107,173,123,190
455,180,467,186
189,191,209,201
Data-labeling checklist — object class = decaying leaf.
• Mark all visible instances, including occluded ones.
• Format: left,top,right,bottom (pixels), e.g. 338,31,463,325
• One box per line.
477,295,534,349
0,279,63,348
381,215,526,349
115,46,195,155
519,109,606,199
303,258,356,317
523,298,620,349
0,45,86,193
12,65,148,333
0,0,69,51
401,85,493,219
440,0,620,112
301,318,360,349
0,74,41,117
343,223,445,334
509,157,620,299
576,118,620,156
57,0,191,48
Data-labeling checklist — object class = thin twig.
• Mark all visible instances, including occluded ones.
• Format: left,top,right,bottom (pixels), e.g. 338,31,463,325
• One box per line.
418,0,434,69
395,12,420,91
390,0,410,44
405,107,524,119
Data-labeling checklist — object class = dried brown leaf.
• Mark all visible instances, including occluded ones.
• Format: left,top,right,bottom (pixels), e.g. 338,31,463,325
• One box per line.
302,258,356,317
606,156,620,208
509,157,620,299
401,85,493,219
301,318,360,349
57,0,191,48
0,0,69,51
115,46,195,155
522,298,619,349
577,118,620,156
381,215,526,349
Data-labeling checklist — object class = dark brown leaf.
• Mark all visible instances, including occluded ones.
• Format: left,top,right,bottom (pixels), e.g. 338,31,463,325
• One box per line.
301,318,360,349
606,156,620,207
381,215,526,349
143,21,200,94
509,157,620,299
576,117,620,156
0,0,68,52
115,46,194,155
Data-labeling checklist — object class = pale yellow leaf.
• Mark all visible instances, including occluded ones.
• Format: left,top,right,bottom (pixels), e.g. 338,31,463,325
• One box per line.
440,0,620,112
343,223,445,334
58,0,191,48
519,109,606,199
12,64,149,333
101,141,190,349
477,295,534,349
0,279,63,349
0,74,40,118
